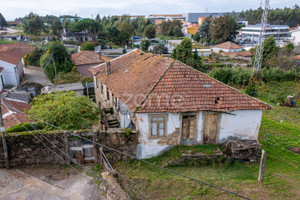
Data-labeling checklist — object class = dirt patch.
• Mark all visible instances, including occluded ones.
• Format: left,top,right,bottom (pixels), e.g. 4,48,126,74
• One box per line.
288,147,300,154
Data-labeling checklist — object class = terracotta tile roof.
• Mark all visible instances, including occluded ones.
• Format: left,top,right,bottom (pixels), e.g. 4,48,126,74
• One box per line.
138,61,272,113
221,51,253,58
72,51,112,66
1,99,32,129
0,67,3,73
294,55,300,60
0,42,35,65
212,41,243,50
90,49,173,111
90,50,272,113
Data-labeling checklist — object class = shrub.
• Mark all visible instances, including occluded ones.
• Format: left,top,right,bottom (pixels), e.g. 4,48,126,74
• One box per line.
25,47,44,66
245,82,258,97
81,41,95,51
6,123,44,133
27,91,100,130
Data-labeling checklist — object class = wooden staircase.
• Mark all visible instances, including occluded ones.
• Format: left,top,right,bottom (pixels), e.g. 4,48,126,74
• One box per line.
102,108,120,128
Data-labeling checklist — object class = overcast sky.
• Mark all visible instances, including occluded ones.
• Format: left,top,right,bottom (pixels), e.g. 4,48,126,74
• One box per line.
0,0,298,20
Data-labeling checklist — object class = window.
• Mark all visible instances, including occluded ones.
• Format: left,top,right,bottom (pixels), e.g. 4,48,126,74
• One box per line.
96,78,99,89
150,115,167,137
101,84,103,94
106,88,110,100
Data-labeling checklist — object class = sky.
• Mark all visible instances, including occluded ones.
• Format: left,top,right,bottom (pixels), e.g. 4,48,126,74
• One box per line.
0,0,298,20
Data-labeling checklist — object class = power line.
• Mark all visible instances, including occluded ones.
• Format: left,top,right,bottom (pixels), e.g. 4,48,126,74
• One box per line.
1,101,91,180
2,102,251,200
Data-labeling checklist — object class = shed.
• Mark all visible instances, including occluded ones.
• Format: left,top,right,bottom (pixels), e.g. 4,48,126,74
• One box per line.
41,83,85,95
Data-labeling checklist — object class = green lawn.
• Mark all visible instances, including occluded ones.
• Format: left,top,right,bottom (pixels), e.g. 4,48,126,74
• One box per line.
112,81,300,199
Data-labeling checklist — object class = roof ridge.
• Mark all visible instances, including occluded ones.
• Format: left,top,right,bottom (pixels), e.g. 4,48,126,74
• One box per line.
135,59,174,112
172,60,272,110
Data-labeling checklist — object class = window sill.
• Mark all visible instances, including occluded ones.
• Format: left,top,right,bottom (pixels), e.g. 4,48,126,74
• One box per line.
148,135,166,140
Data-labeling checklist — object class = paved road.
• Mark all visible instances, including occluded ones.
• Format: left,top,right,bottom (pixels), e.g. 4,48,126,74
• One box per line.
22,66,53,86
0,169,105,200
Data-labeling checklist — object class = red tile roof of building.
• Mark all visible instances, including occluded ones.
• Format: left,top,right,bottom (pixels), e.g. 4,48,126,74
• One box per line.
212,41,243,50
1,99,32,129
0,67,3,73
294,55,300,60
90,50,272,113
72,51,112,66
0,42,35,65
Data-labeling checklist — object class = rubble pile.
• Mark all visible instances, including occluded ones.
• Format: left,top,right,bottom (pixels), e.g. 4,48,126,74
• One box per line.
224,140,261,162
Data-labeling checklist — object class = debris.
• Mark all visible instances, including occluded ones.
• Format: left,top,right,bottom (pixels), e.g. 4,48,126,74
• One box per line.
224,140,261,162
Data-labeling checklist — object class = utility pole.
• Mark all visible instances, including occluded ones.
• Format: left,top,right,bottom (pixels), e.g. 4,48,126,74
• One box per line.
0,99,9,169
253,0,270,73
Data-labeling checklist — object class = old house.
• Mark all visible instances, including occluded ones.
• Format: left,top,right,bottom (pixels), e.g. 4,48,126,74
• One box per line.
0,43,35,87
72,51,112,77
211,41,244,53
90,50,272,159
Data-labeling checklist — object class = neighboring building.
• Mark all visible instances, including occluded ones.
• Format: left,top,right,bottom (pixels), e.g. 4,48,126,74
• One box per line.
90,49,272,159
148,14,185,24
291,28,300,46
237,21,248,26
221,51,253,61
72,51,112,77
6,21,21,26
185,24,199,35
183,12,240,23
240,24,291,45
194,49,212,57
0,35,23,41
211,41,244,53
62,29,93,42
1,91,32,129
41,83,85,95
198,17,206,26
294,55,300,66
0,43,35,87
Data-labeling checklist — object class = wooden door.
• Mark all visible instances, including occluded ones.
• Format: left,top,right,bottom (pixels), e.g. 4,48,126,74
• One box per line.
203,114,219,144
181,115,197,145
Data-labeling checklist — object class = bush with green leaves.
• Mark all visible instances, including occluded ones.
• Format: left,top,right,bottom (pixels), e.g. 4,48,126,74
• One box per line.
27,91,99,130
80,41,95,51
25,48,45,66
5,123,44,133
245,82,259,97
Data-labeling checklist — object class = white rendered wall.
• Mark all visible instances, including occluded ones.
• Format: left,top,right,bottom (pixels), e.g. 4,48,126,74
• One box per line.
136,113,181,159
218,110,263,143
211,47,243,53
292,30,300,46
0,60,18,86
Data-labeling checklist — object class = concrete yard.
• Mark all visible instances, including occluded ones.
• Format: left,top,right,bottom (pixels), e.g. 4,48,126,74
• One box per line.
0,165,105,200
22,65,53,86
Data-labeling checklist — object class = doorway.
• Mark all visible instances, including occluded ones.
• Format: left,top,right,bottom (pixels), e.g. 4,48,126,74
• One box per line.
181,114,197,145
203,113,219,144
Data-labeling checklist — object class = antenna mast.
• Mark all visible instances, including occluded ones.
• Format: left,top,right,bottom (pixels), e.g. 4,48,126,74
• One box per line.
253,0,270,72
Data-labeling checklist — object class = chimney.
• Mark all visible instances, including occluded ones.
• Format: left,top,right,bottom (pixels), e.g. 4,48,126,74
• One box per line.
98,52,102,61
106,62,111,75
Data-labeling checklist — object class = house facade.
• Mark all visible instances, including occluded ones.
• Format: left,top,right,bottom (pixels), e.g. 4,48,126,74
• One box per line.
72,51,112,77
90,50,272,159
0,43,34,87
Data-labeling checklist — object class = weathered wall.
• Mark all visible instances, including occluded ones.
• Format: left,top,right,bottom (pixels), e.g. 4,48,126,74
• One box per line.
0,60,18,86
136,110,263,159
218,110,262,143
0,129,137,168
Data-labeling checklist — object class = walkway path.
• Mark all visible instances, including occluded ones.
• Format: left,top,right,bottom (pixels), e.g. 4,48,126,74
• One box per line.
22,66,53,86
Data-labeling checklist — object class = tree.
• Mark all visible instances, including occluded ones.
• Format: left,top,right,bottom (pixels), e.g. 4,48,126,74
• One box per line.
23,12,44,35
27,91,99,130
171,38,203,70
51,18,63,37
144,24,156,39
192,32,200,42
263,35,279,62
209,15,238,44
81,41,95,50
40,41,74,81
25,48,45,66
140,40,151,52
0,13,8,27
160,20,184,37
199,17,213,44
152,43,168,54
73,19,103,41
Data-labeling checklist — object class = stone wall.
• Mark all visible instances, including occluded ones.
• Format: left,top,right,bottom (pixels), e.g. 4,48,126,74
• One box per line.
0,128,138,168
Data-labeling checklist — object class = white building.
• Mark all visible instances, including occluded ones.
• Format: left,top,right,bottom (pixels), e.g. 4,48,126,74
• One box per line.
0,43,34,87
90,49,272,159
291,28,300,46
240,24,291,45
211,41,244,53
